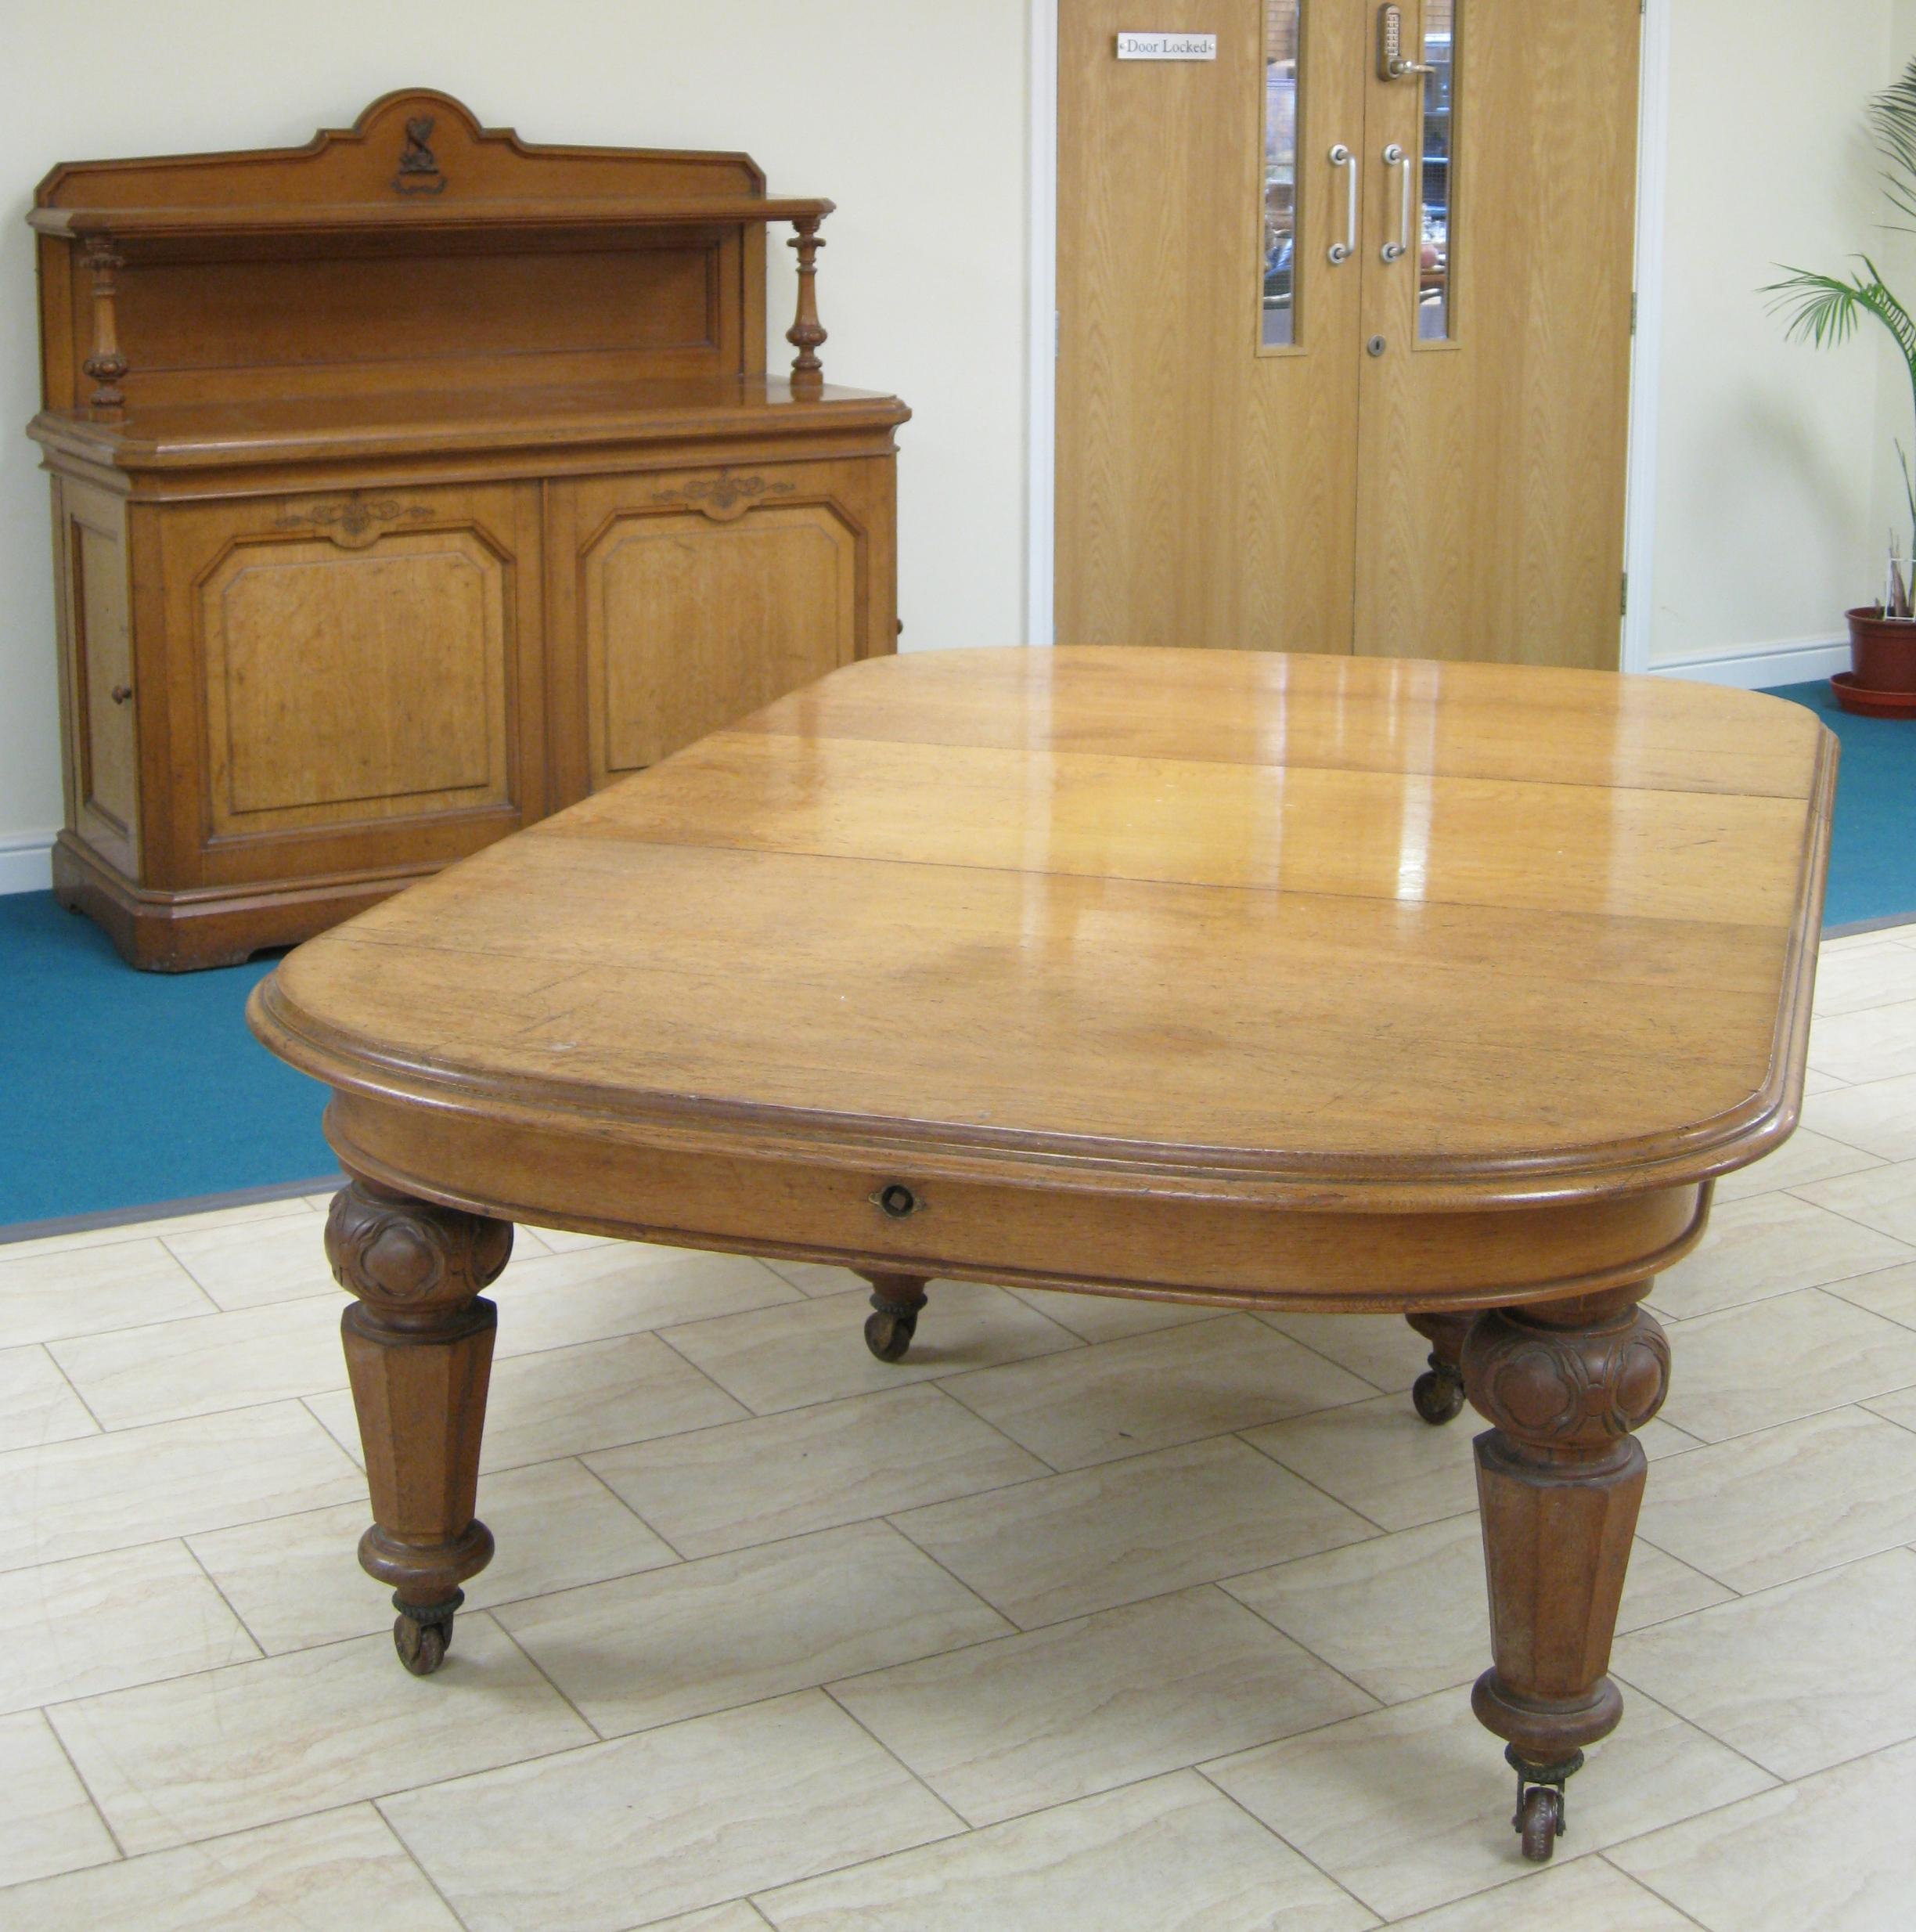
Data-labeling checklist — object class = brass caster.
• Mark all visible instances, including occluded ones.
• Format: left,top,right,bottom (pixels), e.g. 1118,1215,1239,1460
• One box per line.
1518,1784,1561,1862
864,1308,917,1362
1412,1362,1465,1425
1507,1746,1579,1864
392,1591,461,1676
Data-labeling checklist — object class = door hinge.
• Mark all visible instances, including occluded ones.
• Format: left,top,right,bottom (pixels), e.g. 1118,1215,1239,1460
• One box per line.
1621,571,1630,617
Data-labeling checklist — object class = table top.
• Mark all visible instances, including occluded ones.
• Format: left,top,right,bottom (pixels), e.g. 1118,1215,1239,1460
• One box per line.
253,647,1836,1209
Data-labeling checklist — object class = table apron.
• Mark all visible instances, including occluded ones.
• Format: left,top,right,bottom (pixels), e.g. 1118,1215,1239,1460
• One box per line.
324,1092,1709,1314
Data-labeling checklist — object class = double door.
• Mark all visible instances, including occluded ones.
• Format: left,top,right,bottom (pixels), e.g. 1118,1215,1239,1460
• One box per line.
1057,0,1641,667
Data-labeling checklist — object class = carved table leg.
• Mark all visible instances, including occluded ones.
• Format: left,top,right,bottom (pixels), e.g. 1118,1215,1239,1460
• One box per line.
859,1271,929,1363
1406,1311,1471,1424
326,1179,512,1676
1461,1285,1670,1862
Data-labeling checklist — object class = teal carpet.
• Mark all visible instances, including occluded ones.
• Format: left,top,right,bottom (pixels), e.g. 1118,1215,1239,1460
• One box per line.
0,678,1910,1233
1765,679,1916,932
0,893,333,1233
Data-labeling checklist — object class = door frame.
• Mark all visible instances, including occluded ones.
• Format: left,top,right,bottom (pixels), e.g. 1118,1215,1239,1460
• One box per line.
1026,0,1672,673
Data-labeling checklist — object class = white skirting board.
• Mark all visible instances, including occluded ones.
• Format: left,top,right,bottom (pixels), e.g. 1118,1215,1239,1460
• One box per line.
1646,638,1848,691
0,832,55,896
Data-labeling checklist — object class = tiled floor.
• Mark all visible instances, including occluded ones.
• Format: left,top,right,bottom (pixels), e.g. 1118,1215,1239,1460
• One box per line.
5,925,1916,1929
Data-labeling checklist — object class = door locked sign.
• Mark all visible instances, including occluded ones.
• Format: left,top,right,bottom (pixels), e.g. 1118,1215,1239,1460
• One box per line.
1116,31,1218,59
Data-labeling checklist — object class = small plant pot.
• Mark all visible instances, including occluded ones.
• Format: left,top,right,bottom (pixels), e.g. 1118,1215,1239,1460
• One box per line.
1847,606,1916,691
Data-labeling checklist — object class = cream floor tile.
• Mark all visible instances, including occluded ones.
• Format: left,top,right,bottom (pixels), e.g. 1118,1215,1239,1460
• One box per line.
0,1400,364,1573
307,1330,748,1476
1242,1397,1474,1530
1649,1191,1913,1320
0,1236,214,1349
1224,1516,1728,1707
756,1769,1377,1931
1385,1858,1698,1932
942,1316,1372,1471
586,1383,1048,1558
1001,1285,1230,1343
0,1343,97,1451
1255,1310,1430,1393
1803,1070,1916,1159
830,1585,1373,1827
1633,1407,1916,1591
1655,1289,1916,1441
0,1539,258,1712
0,1707,118,1888
0,1197,319,1266
1612,1548,1916,1779
0,1803,463,1931
1812,940,1916,1016
160,1209,342,1310
1824,1258,1916,1327
1713,1129,1886,1203
1807,996,1916,1084
650,1910,773,1932
1244,1393,1694,1533
1801,1066,1850,1098
892,1436,1374,1629
494,1242,799,1359
502,1520,1009,1736
761,1258,874,1299
519,1222,615,1253
661,1284,1080,1415
1610,1735,1916,1932
189,1457,677,1653
52,1612,592,1855
1203,1685,1772,1923
382,1689,962,1932
50,1295,345,1430
1796,1157,1916,1245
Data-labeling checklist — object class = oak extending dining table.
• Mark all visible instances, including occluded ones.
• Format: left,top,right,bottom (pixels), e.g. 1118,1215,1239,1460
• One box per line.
249,645,1835,1862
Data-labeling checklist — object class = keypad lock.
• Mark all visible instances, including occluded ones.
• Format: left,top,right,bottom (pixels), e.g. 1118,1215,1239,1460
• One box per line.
1378,5,1434,81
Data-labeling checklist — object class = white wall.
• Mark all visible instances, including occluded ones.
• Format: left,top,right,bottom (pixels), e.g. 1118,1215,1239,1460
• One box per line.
0,0,1031,857
0,1,1906,860
1648,0,1895,669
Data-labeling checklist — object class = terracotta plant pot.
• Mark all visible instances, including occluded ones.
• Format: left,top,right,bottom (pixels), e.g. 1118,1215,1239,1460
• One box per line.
1847,605,1916,691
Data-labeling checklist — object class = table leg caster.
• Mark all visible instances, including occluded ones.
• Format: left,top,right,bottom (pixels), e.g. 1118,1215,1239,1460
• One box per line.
864,1307,918,1361
858,1272,929,1364
1411,1361,1465,1425
1406,1312,1471,1425
1509,1746,1580,1862
393,1591,462,1677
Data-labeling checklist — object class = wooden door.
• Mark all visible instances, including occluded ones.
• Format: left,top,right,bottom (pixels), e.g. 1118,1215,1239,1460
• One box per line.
1057,0,1641,670
1352,0,1640,665
1057,0,1367,653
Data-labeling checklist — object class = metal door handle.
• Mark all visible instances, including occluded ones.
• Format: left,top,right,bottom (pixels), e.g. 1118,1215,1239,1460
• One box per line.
1328,144,1358,264
1381,143,1414,262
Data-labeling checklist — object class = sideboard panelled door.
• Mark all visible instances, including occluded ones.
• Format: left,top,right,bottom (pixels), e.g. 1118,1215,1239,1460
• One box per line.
546,463,878,801
1056,0,1642,669
155,481,546,889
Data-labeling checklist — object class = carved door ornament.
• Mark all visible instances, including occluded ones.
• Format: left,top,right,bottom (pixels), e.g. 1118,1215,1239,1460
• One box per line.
654,470,798,522
272,496,435,549
394,117,446,195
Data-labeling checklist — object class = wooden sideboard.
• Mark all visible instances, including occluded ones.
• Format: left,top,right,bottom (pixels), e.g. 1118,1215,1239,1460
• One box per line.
27,90,909,969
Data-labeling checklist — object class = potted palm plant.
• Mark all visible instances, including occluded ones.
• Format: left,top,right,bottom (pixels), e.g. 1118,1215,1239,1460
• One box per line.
1768,56,1916,715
